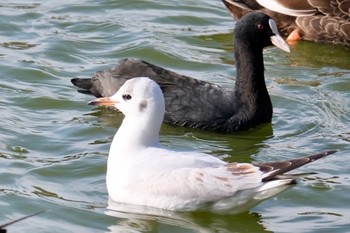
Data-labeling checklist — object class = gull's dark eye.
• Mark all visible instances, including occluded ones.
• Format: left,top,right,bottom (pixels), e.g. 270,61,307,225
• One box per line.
122,94,132,101
257,24,264,30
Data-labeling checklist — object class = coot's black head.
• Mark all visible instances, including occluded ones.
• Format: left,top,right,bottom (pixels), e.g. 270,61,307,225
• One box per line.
234,12,290,52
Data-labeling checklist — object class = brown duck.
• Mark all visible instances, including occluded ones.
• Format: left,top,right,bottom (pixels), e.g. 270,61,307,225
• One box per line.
222,0,350,46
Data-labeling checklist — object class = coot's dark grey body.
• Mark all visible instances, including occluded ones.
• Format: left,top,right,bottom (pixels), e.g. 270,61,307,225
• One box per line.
72,12,290,133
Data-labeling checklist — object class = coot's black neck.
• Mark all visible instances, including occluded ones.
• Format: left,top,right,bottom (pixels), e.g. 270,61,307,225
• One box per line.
234,40,267,98
229,38,272,130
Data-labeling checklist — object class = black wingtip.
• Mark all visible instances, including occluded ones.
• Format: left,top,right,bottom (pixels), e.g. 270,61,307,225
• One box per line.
325,150,337,155
309,150,337,162
260,150,337,182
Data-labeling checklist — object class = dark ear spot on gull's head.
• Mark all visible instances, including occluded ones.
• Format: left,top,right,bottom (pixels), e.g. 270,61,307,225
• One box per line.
139,100,148,112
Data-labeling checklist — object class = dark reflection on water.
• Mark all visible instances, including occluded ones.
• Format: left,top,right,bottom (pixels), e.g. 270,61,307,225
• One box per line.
288,42,350,70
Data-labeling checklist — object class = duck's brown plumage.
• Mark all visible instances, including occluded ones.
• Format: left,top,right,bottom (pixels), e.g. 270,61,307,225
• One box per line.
222,0,350,46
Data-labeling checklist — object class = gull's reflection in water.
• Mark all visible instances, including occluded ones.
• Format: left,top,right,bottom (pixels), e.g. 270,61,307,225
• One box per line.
105,199,272,233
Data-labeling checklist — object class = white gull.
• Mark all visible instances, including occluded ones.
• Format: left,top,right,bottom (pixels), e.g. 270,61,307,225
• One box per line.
89,77,335,214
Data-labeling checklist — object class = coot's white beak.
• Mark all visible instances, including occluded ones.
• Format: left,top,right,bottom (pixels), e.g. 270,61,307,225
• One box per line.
269,19,290,53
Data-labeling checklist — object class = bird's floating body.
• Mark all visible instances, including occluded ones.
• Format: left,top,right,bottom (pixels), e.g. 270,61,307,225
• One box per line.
73,12,290,133
89,77,336,214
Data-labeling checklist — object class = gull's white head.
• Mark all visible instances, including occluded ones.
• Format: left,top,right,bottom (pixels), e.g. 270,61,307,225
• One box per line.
89,77,165,120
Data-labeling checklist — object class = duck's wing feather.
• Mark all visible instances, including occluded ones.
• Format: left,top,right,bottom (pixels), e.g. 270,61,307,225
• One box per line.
222,0,350,46
222,0,298,35
296,15,350,44
308,0,349,19
254,0,350,45
222,0,258,19
256,0,349,18
256,0,317,16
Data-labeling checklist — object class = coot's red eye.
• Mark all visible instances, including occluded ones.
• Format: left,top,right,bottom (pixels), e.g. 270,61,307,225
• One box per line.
257,24,264,30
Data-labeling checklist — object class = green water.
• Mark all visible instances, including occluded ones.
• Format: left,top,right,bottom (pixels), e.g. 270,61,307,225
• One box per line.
0,1,349,232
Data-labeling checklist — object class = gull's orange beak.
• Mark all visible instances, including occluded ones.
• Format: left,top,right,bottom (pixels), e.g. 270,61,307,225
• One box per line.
88,97,118,107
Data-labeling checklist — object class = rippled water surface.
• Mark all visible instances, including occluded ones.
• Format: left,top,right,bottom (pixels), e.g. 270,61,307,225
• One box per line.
1,1,349,232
